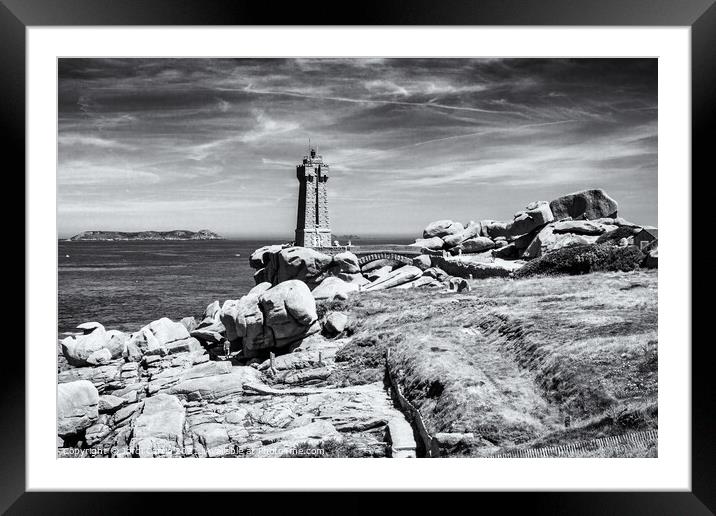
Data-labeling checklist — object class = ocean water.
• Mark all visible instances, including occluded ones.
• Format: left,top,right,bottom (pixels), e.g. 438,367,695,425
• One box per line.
57,237,409,334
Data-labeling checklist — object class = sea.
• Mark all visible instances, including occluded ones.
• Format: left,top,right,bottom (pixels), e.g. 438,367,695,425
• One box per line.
57,237,410,335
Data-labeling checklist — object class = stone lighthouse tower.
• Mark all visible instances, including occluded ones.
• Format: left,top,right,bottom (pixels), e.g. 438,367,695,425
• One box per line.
295,146,331,247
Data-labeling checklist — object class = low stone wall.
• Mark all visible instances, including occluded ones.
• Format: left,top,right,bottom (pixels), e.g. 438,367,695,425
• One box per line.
385,348,438,457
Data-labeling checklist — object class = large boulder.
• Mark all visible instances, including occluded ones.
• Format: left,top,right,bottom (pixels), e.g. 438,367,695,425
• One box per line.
508,201,554,237
481,220,511,239
145,318,191,348
77,322,104,335
442,221,482,248
423,220,464,239
311,276,359,302
363,265,423,291
266,247,337,288
492,243,518,259
249,244,285,269
333,251,360,274
257,280,320,350
179,317,197,332
61,326,127,367
453,237,496,254
549,189,618,221
57,380,99,437
324,312,349,335
220,282,272,346
60,329,108,367
410,236,444,250
104,330,128,358
412,254,432,270
201,301,221,323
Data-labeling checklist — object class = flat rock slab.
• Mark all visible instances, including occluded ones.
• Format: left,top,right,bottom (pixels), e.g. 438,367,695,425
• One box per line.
169,367,262,401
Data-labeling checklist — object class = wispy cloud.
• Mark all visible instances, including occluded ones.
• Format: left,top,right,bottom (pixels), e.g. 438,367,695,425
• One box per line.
58,58,657,236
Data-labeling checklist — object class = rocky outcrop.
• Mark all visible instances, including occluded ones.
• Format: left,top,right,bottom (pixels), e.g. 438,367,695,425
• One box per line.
422,220,464,239
413,190,650,267
58,311,410,458
549,189,618,220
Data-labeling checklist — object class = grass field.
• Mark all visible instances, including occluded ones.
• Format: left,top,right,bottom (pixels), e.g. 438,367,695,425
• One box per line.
323,270,658,457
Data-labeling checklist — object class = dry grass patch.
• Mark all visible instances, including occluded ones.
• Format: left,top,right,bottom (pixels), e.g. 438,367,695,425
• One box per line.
325,270,657,456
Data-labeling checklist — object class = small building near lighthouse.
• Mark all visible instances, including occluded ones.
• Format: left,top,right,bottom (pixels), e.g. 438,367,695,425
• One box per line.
295,146,332,247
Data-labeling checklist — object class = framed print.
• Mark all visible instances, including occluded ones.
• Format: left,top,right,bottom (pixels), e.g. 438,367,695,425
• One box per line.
7,0,713,512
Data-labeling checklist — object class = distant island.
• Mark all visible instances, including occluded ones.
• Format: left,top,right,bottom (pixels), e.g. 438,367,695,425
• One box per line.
67,230,223,241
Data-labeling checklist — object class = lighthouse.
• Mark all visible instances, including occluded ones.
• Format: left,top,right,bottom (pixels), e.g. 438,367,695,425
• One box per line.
295,146,332,247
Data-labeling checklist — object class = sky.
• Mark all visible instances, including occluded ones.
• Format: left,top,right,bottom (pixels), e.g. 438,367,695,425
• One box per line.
58,58,657,239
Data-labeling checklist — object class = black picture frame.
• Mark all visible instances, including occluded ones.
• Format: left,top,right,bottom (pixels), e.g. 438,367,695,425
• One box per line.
6,0,712,513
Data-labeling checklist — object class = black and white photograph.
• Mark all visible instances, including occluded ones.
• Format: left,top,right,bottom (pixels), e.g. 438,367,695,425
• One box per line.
56,57,658,459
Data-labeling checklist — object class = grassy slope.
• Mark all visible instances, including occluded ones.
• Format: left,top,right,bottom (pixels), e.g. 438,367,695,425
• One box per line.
325,270,658,456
